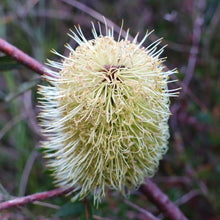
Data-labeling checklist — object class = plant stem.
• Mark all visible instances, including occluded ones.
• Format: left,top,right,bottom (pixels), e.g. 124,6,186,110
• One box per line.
0,38,57,78
0,187,74,211
83,198,89,220
139,179,188,220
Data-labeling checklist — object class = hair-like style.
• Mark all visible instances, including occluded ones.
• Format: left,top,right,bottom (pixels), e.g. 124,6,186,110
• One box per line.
38,19,178,204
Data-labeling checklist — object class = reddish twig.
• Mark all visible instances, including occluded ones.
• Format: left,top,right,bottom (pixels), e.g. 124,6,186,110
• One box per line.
180,1,204,98
139,179,188,220
180,17,203,95
0,38,56,78
0,187,74,211
18,150,39,197
175,190,201,206
123,199,159,220
83,198,89,220
60,0,134,41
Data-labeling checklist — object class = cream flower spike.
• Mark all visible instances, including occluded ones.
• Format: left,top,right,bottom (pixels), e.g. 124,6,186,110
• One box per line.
38,19,178,204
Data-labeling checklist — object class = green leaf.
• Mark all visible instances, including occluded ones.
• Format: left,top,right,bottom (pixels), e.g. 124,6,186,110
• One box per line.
0,56,23,71
55,201,84,217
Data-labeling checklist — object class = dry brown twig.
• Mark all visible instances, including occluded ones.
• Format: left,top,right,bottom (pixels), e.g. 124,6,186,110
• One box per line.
0,37,187,220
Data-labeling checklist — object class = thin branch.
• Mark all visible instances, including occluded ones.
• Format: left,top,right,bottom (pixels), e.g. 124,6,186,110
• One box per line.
33,201,60,209
181,17,203,91
83,198,89,220
23,90,42,137
123,199,159,220
18,150,39,196
202,1,220,58
0,183,11,201
0,187,74,211
139,179,188,220
2,0,40,24
154,176,191,186
175,190,201,206
180,1,204,98
0,179,189,220
59,0,134,41
4,79,40,103
0,113,26,140
0,38,56,78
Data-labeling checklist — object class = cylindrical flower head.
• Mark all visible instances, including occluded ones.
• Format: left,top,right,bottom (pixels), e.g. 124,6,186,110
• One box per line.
38,21,178,203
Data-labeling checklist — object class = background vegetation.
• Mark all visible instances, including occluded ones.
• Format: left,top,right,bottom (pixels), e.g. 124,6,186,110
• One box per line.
0,0,219,219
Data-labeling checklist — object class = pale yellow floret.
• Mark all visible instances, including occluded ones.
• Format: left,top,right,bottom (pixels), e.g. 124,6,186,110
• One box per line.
38,21,178,204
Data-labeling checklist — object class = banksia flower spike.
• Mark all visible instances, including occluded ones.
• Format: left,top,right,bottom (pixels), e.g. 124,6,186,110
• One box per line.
38,19,178,204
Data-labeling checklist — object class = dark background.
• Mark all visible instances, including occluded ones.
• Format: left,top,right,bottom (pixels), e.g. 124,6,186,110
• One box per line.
0,0,219,219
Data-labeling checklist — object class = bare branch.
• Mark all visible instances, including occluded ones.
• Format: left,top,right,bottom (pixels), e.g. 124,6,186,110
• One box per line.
175,190,201,206
0,38,56,78
59,0,134,41
139,179,188,220
0,187,74,211
180,1,204,98
18,150,39,196
123,199,159,220
83,198,89,220
0,113,26,140
33,201,60,209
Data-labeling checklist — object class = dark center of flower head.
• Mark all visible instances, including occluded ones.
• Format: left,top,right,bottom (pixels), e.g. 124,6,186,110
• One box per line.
101,64,125,83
